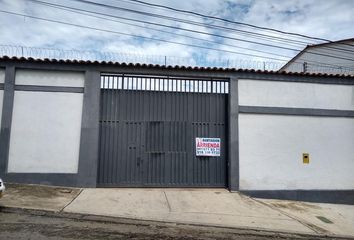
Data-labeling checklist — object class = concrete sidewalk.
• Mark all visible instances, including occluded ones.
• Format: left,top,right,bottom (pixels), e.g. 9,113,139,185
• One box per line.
1,184,354,238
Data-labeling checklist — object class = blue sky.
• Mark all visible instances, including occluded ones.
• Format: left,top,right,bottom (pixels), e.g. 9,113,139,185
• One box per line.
0,0,353,68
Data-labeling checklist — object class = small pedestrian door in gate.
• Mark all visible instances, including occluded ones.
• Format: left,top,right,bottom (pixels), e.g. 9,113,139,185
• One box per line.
98,74,228,187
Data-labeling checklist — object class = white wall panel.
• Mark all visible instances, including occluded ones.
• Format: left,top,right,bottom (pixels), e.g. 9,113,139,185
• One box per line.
7,91,83,173
0,68,4,83
239,114,354,190
0,69,4,127
0,90,3,127
15,69,84,87
239,80,354,110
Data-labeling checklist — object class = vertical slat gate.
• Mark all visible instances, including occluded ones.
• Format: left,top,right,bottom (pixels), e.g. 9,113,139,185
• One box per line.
98,74,228,187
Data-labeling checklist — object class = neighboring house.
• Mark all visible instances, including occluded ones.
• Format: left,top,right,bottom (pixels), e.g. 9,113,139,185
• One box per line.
280,38,354,75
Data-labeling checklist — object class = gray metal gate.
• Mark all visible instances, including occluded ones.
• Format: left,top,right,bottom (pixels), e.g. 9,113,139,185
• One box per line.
98,74,228,187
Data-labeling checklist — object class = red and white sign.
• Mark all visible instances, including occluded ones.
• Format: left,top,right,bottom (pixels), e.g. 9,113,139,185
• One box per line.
196,138,221,157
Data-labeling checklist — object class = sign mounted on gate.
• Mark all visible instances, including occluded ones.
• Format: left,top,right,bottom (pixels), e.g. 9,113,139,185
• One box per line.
196,138,221,157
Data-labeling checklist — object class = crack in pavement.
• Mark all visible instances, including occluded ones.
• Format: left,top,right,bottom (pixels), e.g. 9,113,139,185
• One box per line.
60,188,83,213
163,190,172,213
247,196,330,235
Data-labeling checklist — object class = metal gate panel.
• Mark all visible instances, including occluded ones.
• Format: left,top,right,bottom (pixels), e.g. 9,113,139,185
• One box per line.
98,74,228,187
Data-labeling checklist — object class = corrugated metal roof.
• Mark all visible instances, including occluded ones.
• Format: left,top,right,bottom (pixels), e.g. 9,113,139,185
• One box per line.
0,56,353,78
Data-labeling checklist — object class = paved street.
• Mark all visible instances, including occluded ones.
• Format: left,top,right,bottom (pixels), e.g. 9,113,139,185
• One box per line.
0,211,347,240
1,184,354,239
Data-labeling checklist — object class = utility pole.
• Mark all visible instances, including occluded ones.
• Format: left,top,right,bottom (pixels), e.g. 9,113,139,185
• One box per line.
303,62,308,73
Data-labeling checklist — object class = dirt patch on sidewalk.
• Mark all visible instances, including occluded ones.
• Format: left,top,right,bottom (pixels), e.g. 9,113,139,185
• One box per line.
0,183,81,212
270,202,322,212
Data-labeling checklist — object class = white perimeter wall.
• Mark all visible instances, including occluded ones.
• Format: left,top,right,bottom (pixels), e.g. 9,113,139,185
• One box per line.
239,80,354,110
0,69,4,127
7,70,84,173
239,114,354,190
239,79,354,190
16,69,84,87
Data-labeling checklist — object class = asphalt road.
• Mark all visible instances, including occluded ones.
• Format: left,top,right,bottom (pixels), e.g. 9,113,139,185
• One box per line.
0,210,344,240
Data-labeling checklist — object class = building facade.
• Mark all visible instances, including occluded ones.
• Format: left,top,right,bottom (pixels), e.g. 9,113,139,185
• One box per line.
1,57,354,204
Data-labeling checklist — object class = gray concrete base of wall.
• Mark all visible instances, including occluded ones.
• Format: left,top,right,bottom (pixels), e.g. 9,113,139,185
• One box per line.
3,173,81,188
241,190,354,205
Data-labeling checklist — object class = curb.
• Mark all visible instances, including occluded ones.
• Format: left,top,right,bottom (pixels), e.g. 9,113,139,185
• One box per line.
1,205,353,240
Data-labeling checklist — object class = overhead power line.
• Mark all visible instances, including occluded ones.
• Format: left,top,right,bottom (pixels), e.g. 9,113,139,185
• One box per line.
66,0,354,56
109,1,312,47
31,1,292,60
0,10,294,62
27,1,354,69
1,9,353,71
121,0,354,48
115,0,354,54
28,2,354,69
32,0,306,48
26,0,354,60
28,0,306,51
31,0,354,65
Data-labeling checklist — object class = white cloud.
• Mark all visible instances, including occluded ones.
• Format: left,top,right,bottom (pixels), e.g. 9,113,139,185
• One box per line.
0,0,353,69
